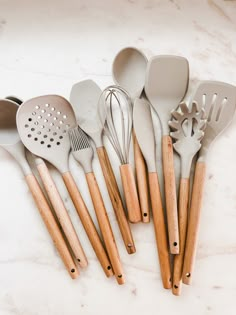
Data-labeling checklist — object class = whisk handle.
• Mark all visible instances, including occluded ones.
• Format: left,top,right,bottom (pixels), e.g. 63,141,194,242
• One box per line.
133,130,150,223
172,178,190,295
182,161,206,285
37,161,88,268
62,171,114,278
97,147,136,254
120,164,142,223
162,135,179,254
149,172,172,289
25,173,79,279
86,172,125,285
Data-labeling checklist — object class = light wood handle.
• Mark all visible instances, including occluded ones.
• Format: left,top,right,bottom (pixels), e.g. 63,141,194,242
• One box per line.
62,171,114,278
133,130,150,223
120,164,142,224
162,135,179,254
148,172,171,289
25,173,79,279
37,162,87,268
97,147,136,254
172,178,190,295
182,162,206,285
86,172,125,285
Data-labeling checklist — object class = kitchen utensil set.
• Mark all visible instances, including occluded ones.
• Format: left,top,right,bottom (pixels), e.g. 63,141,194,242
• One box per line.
1,47,235,295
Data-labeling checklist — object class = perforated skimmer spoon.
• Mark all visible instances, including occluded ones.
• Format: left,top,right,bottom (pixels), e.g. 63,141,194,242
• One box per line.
182,81,236,285
169,102,206,295
70,80,135,254
0,98,78,278
133,98,171,289
145,55,189,254
16,95,113,277
5,96,87,268
112,47,150,222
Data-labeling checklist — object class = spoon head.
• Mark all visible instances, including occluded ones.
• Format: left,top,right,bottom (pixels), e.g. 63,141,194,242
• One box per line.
145,55,189,134
70,80,103,140
0,99,20,145
17,95,76,173
112,47,147,99
192,81,236,151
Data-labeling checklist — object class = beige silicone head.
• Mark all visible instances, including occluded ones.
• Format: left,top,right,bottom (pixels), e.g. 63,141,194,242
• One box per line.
192,81,236,160
145,55,189,135
70,80,103,147
133,98,156,173
169,102,206,178
16,95,77,173
112,47,148,99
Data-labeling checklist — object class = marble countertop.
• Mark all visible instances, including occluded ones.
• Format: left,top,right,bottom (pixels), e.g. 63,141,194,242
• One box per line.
1,0,236,314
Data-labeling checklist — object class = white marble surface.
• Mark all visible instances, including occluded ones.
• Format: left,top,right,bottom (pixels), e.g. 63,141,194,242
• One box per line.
0,0,236,314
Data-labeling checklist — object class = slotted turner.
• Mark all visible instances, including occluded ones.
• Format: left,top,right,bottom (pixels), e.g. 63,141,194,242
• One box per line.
182,81,236,284
16,95,114,277
145,55,189,254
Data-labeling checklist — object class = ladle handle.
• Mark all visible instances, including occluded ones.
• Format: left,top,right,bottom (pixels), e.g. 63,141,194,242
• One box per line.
25,173,79,279
37,161,87,268
97,147,136,254
120,164,142,223
149,172,172,289
86,172,125,285
182,161,206,285
62,171,114,278
133,130,150,223
162,135,179,254
172,178,190,295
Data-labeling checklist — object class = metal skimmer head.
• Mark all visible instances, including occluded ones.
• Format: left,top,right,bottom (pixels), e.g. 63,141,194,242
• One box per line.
99,85,132,165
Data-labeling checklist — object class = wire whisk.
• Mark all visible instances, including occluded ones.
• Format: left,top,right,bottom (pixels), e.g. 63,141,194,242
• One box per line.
99,85,132,165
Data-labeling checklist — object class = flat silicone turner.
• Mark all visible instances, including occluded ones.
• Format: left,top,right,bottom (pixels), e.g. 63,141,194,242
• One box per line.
182,81,236,284
145,55,189,254
16,95,114,279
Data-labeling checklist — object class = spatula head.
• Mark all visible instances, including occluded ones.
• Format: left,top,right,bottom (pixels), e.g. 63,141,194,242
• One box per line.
70,80,103,145
192,81,236,154
112,47,148,99
133,98,156,172
145,55,189,135
17,95,77,173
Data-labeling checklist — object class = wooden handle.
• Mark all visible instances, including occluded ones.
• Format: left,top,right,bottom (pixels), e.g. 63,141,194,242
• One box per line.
62,171,114,278
37,162,87,268
182,162,206,285
120,164,142,224
25,173,79,279
172,178,190,295
162,135,179,254
86,172,125,285
148,172,171,289
97,147,136,254
133,130,150,223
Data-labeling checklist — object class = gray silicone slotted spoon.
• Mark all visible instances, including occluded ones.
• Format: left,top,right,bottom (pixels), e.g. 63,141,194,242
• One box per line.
133,98,171,289
169,102,206,295
5,96,87,268
145,55,189,254
0,98,79,278
70,80,135,254
112,47,150,222
16,95,114,278
69,127,124,284
182,81,236,285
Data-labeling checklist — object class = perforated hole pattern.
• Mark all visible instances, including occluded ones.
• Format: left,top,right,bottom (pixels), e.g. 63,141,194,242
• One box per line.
24,103,71,148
